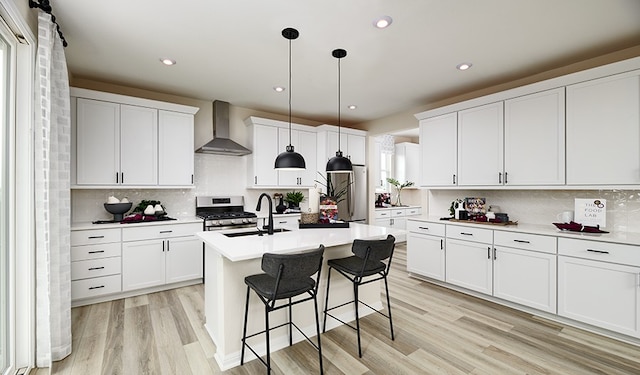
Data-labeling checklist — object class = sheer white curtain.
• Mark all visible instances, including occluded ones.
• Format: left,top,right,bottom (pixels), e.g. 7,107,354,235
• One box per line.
34,9,72,367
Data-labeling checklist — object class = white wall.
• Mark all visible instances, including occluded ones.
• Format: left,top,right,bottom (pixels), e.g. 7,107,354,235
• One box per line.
427,189,640,233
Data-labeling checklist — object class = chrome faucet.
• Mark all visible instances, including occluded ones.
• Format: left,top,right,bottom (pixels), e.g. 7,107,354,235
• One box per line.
256,193,274,235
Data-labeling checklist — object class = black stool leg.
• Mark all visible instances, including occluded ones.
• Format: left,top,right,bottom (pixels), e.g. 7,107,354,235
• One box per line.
289,297,293,346
384,275,395,340
265,304,271,374
353,281,362,358
313,294,324,374
322,267,332,332
240,286,250,365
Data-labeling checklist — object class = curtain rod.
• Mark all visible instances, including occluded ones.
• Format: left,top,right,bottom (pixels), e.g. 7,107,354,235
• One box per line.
29,0,68,47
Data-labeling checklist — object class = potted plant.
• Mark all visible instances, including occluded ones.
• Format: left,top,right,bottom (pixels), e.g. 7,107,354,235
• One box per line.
386,178,414,206
314,172,352,204
284,191,305,209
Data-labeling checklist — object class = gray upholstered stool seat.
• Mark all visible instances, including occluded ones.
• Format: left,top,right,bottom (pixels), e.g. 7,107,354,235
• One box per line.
240,245,325,374
322,234,396,358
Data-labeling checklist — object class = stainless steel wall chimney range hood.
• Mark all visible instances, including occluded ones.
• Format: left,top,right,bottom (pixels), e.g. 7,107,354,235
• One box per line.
196,100,252,156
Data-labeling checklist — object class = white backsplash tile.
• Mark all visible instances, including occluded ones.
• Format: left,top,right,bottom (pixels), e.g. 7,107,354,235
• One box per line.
428,189,640,233
71,153,314,223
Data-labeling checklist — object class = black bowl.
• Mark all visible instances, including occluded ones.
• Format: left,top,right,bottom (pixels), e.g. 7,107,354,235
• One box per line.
104,202,133,221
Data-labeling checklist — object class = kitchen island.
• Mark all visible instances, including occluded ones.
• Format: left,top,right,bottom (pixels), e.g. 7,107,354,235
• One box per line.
197,222,402,370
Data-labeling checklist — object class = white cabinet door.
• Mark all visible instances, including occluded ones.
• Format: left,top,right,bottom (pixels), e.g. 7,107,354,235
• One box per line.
159,110,194,186
493,246,557,313
558,256,640,337
457,102,504,186
165,236,202,283
347,134,366,165
407,233,445,281
395,143,420,185
445,238,493,294
122,239,165,291
76,98,120,185
566,71,640,185
504,88,565,185
120,104,158,185
250,124,279,186
278,128,317,187
419,113,457,186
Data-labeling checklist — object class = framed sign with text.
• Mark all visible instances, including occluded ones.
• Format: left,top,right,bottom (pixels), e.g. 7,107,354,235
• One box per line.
574,198,606,227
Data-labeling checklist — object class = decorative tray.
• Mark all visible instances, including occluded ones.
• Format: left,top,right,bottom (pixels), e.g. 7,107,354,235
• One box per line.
552,222,609,233
299,222,350,229
445,218,518,226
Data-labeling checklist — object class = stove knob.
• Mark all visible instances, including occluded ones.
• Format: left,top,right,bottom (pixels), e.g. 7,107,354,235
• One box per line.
241,218,248,223
208,220,219,226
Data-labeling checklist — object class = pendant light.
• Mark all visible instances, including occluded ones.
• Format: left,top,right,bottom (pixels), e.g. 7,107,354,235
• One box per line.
326,48,353,173
274,27,306,170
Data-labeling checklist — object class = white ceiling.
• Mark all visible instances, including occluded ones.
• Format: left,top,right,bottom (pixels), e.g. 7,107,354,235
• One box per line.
53,0,640,128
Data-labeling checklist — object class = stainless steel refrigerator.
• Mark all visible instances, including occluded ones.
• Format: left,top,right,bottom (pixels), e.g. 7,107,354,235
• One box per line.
328,165,367,223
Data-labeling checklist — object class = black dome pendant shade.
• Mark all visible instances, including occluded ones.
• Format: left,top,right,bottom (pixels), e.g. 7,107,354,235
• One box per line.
326,48,353,173
275,27,306,170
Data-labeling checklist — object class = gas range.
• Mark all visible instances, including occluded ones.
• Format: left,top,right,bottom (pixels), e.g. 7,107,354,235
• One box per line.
196,196,258,230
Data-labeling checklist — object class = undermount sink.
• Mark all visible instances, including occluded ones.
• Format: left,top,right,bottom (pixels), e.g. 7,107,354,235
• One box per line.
223,228,290,238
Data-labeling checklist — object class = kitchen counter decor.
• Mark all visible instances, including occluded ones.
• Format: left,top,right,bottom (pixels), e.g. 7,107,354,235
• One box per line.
553,221,609,233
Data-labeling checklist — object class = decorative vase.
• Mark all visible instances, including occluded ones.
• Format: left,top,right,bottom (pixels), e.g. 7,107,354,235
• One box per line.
394,191,402,206
275,197,287,214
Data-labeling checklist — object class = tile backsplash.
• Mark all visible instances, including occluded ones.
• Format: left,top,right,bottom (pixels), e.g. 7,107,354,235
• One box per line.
428,189,640,233
71,153,315,222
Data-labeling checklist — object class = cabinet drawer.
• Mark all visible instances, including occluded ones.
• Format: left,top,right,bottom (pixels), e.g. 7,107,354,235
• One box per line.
71,228,121,246
72,274,121,300
405,207,422,216
122,222,202,241
558,238,640,267
391,209,406,217
406,220,445,236
71,257,121,280
71,242,121,262
446,224,493,243
375,210,392,219
494,231,557,254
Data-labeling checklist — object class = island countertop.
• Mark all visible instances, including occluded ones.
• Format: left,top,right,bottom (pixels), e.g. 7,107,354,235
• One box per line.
196,222,402,262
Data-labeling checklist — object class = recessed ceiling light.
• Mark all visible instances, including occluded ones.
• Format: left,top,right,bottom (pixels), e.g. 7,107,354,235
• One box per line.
348,105,357,110
373,16,393,29
160,58,176,66
273,86,285,92
456,62,472,71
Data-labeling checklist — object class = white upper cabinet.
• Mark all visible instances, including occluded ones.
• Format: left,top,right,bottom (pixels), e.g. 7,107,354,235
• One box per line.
247,122,279,187
394,142,420,185
120,104,158,185
76,98,120,185
457,102,504,186
419,113,457,186
245,116,318,188
72,88,198,188
566,70,640,185
159,110,195,186
278,128,317,187
317,125,367,167
504,88,565,185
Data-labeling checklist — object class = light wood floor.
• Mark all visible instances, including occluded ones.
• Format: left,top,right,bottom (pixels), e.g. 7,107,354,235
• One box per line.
39,243,640,374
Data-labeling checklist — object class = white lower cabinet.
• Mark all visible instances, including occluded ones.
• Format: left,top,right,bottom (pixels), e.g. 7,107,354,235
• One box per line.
493,231,557,313
558,238,640,338
406,221,445,281
122,222,203,292
71,228,122,301
446,238,493,294
374,207,421,241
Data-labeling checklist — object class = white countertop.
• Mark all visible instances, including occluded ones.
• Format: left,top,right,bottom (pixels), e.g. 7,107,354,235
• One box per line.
71,216,202,230
407,215,640,246
375,205,421,211
197,222,403,262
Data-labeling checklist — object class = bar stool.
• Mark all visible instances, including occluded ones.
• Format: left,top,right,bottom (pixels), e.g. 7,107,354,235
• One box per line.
240,245,325,374
322,234,395,357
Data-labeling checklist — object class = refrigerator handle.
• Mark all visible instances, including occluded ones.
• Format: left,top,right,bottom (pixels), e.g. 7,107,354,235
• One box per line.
349,171,355,217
